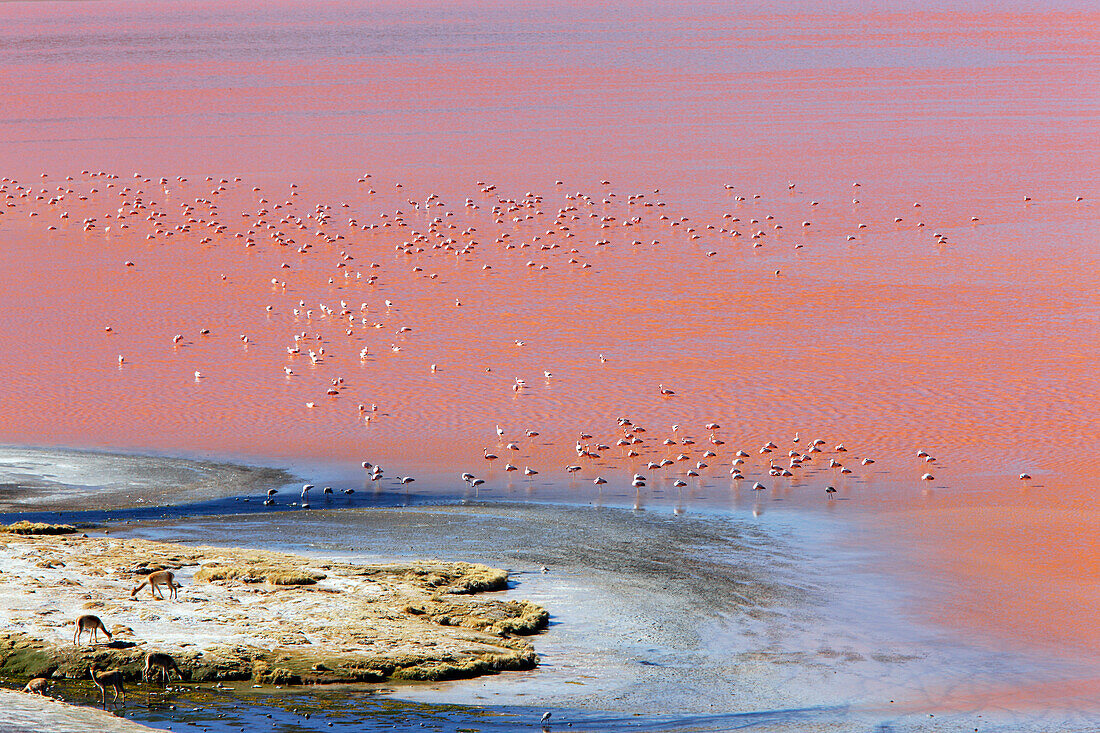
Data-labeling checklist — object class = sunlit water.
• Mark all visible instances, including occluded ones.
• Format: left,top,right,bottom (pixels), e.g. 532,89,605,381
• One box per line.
0,1,1098,730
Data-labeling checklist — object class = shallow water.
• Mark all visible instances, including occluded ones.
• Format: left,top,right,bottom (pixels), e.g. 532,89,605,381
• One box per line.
109,501,1100,731
1,449,1099,729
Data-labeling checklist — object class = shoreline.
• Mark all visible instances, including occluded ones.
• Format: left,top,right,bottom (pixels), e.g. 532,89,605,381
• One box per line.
0,446,296,514
118,502,1100,725
0,448,1097,732
0,689,156,733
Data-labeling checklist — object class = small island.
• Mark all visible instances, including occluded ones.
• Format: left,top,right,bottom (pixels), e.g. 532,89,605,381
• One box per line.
0,523,547,686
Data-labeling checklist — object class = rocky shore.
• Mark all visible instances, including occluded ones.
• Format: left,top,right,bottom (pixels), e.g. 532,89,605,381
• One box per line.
0,526,547,687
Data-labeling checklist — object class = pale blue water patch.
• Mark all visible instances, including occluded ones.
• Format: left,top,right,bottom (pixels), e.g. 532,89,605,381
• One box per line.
17,676,856,733
26,679,1100,733
2,449,1096,729
114,502,871,716
0,489,434,528
109,499,1093,726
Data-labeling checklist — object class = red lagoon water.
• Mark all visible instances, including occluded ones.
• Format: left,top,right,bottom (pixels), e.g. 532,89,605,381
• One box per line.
0,0,1098,676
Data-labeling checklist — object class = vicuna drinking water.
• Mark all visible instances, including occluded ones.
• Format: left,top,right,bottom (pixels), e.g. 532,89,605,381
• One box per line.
23,677,51,695
143,651,183,684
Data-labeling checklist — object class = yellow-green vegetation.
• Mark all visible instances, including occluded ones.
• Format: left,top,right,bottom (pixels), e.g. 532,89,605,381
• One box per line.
402,562,510,594
193,563,326,586
353,562,509,595
0,521,77,535
0,534,548,686
406,599,549,636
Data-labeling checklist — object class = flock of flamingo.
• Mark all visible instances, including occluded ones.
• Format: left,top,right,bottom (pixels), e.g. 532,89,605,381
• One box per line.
0,169,1057,506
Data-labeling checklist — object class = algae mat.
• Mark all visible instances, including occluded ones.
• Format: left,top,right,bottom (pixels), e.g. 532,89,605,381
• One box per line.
0,533,546,686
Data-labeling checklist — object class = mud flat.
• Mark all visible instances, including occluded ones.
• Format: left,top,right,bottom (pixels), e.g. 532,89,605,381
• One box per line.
0,527,546,687
0,446,294,512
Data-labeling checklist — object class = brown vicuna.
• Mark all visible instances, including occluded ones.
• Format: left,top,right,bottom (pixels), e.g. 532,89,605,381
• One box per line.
23,677,51,695
143,651,184,684
89,664,125,707
131,569,181,600
73,614,113,645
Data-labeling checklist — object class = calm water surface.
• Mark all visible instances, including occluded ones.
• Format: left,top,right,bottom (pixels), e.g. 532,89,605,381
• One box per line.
0,0,1098,729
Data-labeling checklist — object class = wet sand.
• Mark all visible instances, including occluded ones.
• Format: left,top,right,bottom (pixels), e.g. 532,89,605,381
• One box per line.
0,447,293,512
0,690,155,733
